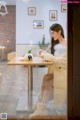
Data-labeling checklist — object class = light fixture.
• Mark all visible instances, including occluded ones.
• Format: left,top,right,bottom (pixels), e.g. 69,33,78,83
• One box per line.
22,0,30,4
0,0,8,16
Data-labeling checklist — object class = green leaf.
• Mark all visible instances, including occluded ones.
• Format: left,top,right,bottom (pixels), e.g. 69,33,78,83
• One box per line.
28,50,31,53
38,34,49,50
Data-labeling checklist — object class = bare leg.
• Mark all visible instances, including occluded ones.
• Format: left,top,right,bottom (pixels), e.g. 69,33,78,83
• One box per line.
39,73,54,103
42,87,53,103
29,73,54,117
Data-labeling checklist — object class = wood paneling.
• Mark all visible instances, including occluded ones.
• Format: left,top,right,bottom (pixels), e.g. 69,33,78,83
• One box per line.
68,3,73,120
73,4,80,117
0,5,16,59
68,2,80,120
7,116,66,120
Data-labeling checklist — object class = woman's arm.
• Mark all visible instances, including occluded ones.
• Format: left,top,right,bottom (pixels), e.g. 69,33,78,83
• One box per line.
43,53,67,69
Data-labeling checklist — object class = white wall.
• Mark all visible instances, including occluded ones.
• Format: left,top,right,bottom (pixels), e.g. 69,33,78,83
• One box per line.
16,0,67,56
16,0,67,44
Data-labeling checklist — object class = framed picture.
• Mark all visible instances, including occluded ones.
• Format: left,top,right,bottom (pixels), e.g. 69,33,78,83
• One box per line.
28,7,36,15
33,20,44,29
61,4,67,12
49,10,57,21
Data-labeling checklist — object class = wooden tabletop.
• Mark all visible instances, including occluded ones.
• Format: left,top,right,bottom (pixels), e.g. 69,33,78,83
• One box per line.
7,57,53,66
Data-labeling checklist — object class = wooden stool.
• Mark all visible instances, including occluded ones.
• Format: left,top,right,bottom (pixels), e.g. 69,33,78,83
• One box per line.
7,52,16,61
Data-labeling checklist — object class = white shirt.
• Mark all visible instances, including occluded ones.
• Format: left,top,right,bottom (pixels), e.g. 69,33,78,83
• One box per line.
54,44,67,57
43,43,67,69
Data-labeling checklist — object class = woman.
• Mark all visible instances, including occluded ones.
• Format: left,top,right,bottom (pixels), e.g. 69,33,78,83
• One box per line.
30,23,67,117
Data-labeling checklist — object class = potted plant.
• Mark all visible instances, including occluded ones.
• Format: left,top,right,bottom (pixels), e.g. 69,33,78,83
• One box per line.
38,34,49,50
38,34,49,67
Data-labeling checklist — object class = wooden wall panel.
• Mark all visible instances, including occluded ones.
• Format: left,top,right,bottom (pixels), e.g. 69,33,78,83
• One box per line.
68,2,80,120
0,5,16,60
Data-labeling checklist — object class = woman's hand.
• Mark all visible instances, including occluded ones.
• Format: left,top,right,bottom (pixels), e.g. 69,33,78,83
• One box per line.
43,53,54,62
37,49,47,58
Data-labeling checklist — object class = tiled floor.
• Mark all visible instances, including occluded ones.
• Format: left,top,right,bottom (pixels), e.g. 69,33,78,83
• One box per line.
0,61,48,118
0,61,67,119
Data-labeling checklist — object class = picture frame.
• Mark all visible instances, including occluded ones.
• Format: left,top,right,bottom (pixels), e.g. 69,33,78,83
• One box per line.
28,7,36,15
49,10,57,21
61,4,67,12
33,20,44,29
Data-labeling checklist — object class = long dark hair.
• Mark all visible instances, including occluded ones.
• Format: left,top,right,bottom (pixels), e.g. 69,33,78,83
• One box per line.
50,23,65,55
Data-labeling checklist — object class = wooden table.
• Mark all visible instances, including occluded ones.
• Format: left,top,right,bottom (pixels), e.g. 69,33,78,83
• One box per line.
8,57,53,112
